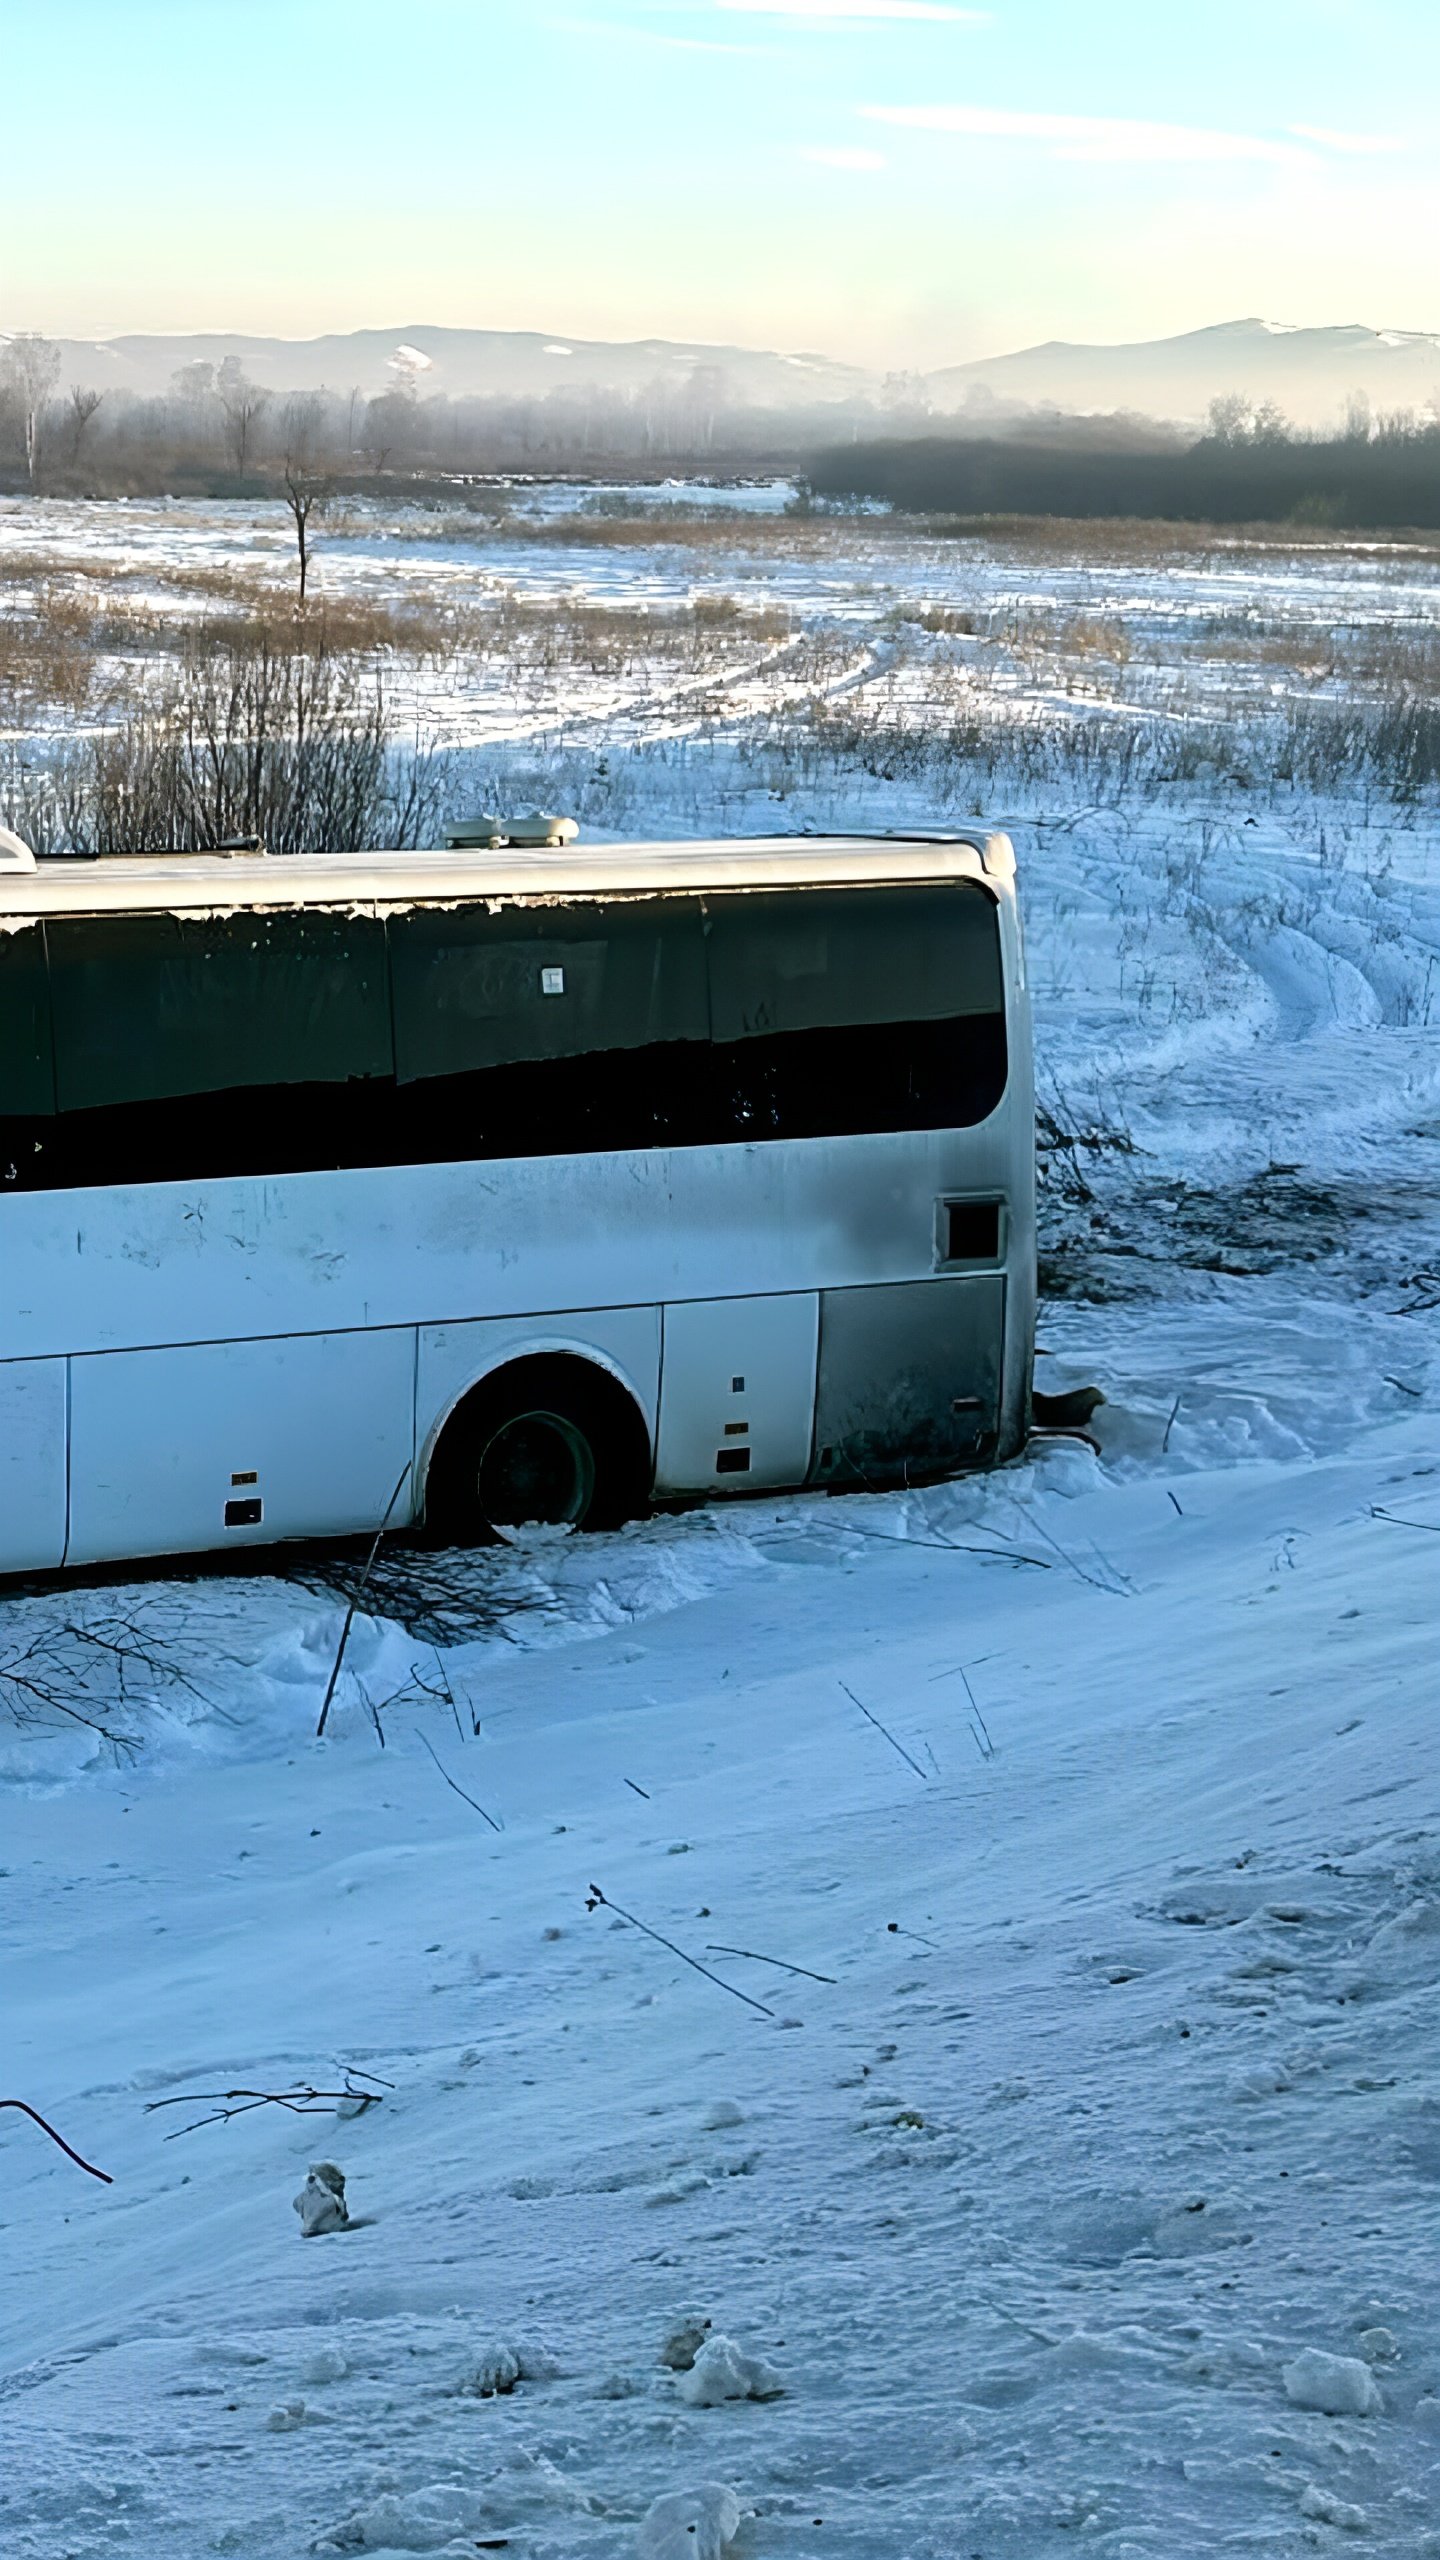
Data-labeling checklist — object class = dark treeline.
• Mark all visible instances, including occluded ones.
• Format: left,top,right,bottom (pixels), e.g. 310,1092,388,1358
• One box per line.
809,408,1440,531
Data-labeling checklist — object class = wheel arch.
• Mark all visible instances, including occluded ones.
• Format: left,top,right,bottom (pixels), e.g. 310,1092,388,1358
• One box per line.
418,1337,657,1523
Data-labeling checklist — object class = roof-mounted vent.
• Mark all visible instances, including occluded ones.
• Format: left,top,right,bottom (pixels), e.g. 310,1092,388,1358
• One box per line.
0,824,37,871
444,810,580,851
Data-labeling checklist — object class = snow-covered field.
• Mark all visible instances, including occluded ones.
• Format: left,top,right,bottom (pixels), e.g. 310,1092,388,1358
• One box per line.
2,489,1439,2558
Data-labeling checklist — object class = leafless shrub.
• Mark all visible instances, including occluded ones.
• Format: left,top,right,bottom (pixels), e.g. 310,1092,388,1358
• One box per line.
11,627,445,854
0,1603,211,1760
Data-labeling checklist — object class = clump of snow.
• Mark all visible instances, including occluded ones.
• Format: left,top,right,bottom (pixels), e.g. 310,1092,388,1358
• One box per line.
675,2335,784,2406
301,2343,349,2385
645,2169,710,2207
457,2343,520,2396
322,2482,496,2551
1299,2482,1369,2529
1282,2347,1382,2416
455,2338,560,2396
659,2312,713,2371
701,2099,745,2130
264,2397,318,2431
637,2481,743,2560
293,2161,349,2237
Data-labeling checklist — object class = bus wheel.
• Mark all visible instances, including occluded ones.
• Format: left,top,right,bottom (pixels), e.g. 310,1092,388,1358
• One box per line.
428,1357,650,1545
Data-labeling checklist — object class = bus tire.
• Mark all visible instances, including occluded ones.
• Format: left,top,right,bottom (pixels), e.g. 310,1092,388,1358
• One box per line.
425,1356,651,1546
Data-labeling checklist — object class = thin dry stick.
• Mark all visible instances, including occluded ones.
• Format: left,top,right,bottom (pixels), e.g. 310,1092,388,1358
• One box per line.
1369,1506,1440,1534
417,1729,503,1832
833,1522,1054,1569
705,1943,838,1985
587,1885,775,2018
145,2081,385,2139
958,1666,994,1761
1162,1395,1182,1453
316,1461,412,1738
1,2098,113,2184
839,1680,928,1782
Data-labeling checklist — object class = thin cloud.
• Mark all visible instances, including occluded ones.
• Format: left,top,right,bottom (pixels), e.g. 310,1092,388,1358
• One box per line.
546,12,766,50
863,104,1312,164
1288,122,1399,155
722,2,986,22
801,144,889,169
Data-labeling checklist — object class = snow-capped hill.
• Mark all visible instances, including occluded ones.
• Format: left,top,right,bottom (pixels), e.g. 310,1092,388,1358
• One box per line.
926,316,1440,427
12,314,1439,430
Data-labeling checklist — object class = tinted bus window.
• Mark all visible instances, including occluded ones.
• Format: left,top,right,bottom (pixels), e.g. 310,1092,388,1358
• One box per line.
1,881,1008,1191
0,924,54,1117
706,884,1003,1041
390,897,709,1081
46,910,393,1108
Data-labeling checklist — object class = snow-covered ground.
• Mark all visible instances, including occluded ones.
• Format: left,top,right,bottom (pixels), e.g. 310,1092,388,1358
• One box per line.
2,490,1439,2558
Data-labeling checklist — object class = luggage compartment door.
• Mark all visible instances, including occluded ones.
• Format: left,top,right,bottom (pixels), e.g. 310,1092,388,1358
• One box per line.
811,1275,1005,1486
0,1357,68,1573
67,1330,416,1565
656,1293,818,1495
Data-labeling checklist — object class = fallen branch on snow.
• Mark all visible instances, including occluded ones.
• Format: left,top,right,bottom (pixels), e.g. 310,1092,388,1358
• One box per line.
1,2098,113,2184
144,2071,391,2140
839,1679,928,1781
587,1884,775,2018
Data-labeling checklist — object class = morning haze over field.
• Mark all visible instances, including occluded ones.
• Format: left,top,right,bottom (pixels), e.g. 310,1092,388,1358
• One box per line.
5,0,1439,365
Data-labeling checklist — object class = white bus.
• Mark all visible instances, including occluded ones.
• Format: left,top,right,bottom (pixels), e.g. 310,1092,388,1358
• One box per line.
0,829,1033,1570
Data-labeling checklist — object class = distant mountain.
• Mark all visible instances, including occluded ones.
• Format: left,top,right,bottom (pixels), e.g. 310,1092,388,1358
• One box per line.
28,324,875,412
11,317,1440,433
926,319,1440,431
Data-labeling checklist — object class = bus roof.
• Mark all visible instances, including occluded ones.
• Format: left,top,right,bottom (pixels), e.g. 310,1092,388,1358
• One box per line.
0,831,1013,921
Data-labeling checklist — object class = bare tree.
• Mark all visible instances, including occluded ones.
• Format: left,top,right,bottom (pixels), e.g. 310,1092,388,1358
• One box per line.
282,466,328,602
217,356,270,473
282,401,331,602
1,333,63,485
67,385,104,464
363,384,417,475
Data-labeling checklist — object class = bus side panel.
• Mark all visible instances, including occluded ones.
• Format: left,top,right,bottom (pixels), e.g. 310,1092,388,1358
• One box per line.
0,1357,68,1573
809,1276,1006,1486
66,1329,417,1566
0,1129,1022,1360
416,1306,662,1480
655,1293,819,1494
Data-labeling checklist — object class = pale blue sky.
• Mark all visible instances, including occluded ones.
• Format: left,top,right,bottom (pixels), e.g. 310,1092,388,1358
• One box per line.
5,0,1436,361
